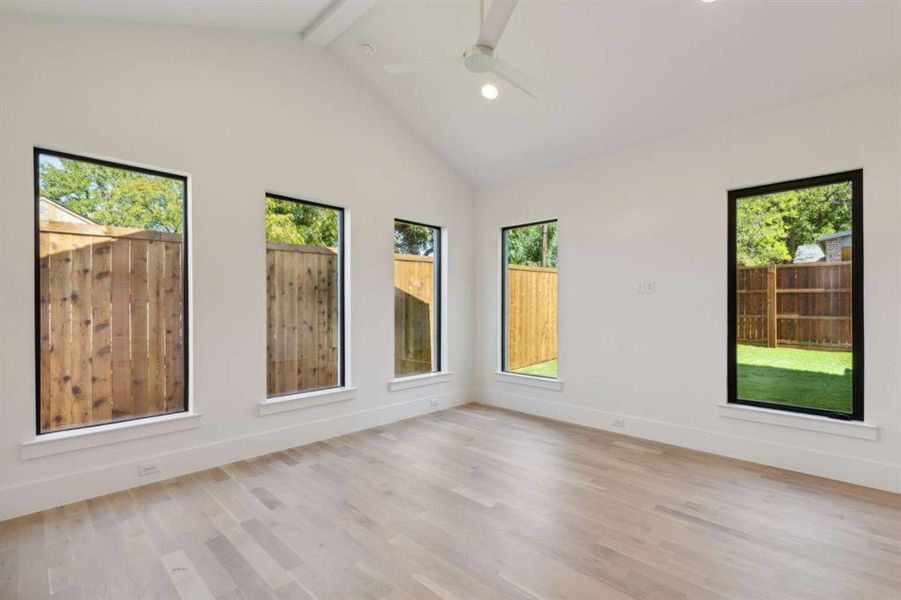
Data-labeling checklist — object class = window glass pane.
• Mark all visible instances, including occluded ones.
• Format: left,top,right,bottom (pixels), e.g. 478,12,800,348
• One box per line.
265,196,342,396
734,179,856,415
37,150,187,433
503,221,558,378
394,221,440,377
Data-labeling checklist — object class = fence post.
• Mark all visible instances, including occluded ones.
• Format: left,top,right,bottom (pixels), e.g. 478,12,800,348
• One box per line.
767,265,777,348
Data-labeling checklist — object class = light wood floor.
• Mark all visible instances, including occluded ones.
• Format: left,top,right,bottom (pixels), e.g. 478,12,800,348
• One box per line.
2,404,899,600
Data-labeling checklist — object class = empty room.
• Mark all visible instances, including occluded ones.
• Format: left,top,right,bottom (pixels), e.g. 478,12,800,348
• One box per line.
1,1,900,598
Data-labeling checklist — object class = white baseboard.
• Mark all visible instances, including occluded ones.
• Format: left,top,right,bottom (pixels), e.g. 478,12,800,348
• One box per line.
479,389,901,494
0,390,468,521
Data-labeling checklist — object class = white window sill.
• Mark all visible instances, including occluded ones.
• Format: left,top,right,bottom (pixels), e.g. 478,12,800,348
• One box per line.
259,386,356,416
494,371,563,392
717,403,878,440
388,371,453,392
21,411,203,460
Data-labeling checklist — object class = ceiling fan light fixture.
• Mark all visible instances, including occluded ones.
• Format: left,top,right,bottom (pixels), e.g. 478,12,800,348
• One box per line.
464,45,497,74
481,83,499,100
383,1,537,100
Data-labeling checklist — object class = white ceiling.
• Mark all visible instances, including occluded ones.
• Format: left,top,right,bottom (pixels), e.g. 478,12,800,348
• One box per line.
3,1,900,186
0,0,330,33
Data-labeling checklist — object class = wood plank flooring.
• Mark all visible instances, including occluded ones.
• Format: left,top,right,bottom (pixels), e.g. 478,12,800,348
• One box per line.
1,404,899,599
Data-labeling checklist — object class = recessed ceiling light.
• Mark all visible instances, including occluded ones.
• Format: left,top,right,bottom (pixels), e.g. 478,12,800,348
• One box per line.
481,83,499,100
701,0,717,3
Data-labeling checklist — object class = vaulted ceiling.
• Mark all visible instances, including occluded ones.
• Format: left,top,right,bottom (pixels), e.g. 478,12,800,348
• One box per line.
3,1,900,186
330,1,901,185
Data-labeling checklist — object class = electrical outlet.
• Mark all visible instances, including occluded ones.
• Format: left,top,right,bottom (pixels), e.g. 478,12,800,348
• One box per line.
612,418,626,429
429,398,440,408
138,463,160,477
635,280,645,294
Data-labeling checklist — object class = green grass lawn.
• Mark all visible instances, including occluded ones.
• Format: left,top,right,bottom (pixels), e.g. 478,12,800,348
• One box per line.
512,349,851,411
737,344,852,413
514,359,558,378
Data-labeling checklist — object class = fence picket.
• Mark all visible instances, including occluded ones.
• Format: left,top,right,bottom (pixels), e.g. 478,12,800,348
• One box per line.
147,239,164,415
48,233,74,430
130,239,150,417
39,232,51,432
91,238,113,423
266,249,276,396
164,241,184,412
110,238,132,420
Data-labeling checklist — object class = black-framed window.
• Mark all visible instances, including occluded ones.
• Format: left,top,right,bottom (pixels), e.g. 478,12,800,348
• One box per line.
728,170,863,420
34,148,189,434
265,194,345,397
501,220,558,379
394,219,442,377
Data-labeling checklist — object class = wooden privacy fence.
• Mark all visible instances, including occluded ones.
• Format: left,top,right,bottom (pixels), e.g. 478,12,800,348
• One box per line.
268,250,438,390
266,243,340,397
41,225,561,429
737,261,852,350
39,221,184,433
394,254,436,376
393,258,563,375
507,264,558,370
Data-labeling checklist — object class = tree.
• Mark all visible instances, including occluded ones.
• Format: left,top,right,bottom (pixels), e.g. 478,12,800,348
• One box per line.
735,183,852,266
265,197,338,246
735,195,792,266
394,222,435,255
781,183,852,257
507,222,558,268
39,157,184,232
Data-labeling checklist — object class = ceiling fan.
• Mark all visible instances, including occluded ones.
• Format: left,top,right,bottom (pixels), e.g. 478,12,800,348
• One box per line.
383,0,538,100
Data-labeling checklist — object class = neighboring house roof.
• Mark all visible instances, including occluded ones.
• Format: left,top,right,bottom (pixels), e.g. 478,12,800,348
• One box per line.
39,197,96,224
817,230,852,242
793,243,825,263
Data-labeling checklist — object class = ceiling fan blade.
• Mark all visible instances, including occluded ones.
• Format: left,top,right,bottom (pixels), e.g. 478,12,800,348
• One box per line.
478,0,519,49
383,56,461,75
493,58,539,100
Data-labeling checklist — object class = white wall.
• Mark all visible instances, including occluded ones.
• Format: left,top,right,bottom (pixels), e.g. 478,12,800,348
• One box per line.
0,15,475,520
475,78,901,493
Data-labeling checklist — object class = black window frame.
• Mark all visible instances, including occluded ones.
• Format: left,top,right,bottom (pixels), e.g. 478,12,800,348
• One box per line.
265,193,346,396
500,218,558,379
33,147,191,435
727,169,864,421
393,218,443,377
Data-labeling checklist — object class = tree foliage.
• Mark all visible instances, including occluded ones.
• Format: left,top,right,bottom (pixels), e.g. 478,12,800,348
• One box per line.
394,222,436,256
40,157,339,246
265,198,339,247
736,183,851,267
736,196,792,266
506,222,558,268
39,156,184,232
